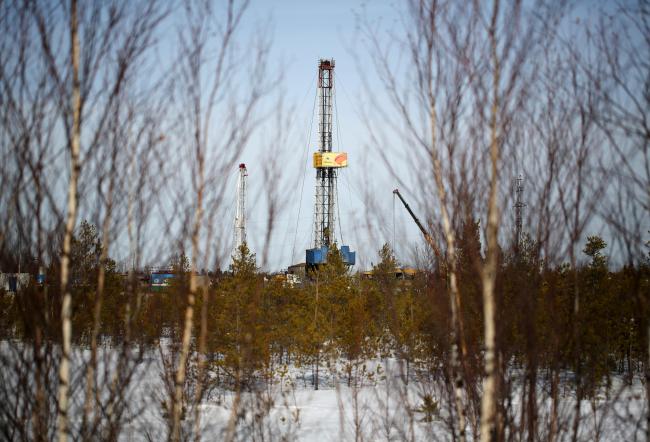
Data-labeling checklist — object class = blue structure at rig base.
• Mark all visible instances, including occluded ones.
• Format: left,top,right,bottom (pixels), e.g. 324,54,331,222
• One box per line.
306,245,356,266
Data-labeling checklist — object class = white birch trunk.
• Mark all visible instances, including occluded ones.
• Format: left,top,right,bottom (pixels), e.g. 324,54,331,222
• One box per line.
57,1,81,440
480,2,501,440
646,323,649,442
83,165,115,433
171,167,204,441
430,93,467,442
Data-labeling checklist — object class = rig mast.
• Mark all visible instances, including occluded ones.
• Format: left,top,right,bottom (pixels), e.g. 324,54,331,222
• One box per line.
306,59,355,267
314,59,336,248
514,175,525,254
233,163,248,260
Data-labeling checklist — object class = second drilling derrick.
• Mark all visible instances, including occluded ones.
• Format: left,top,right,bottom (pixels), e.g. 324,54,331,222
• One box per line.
233,163,248,261
306,59,355,268
514,175,525,255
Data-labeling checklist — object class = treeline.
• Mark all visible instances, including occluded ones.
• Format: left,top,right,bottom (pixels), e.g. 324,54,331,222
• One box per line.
3,220,647,403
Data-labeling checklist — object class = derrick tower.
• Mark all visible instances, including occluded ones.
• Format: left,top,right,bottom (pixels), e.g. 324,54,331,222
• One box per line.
514,175,525,254
306,59,355,268
233,163,248,260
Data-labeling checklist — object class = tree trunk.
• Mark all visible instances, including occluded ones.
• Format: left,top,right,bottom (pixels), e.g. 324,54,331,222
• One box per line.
193,289,209,442
479,271,498,442
548,365,559,442
34,326,46,442
171,181,203,441
571,265,581,442
646,323,649,442
480,2,501,440
526,360,538,442
57,1,81,440
315,352,320,391
83,137,118,437
429,73,468,442
314,276,320,391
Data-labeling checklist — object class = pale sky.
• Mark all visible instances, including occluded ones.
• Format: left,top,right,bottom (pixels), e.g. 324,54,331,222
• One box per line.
232,0,410,271
135,0,631,272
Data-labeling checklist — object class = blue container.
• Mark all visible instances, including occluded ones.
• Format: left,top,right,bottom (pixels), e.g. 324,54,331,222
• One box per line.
151,273,174,287
341,246,356,265
306,245,356,266
306,246,328,265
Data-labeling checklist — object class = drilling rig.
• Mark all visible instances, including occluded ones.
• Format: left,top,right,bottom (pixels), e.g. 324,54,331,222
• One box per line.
513,175,525,255
306,59,355,268
232,163,248,262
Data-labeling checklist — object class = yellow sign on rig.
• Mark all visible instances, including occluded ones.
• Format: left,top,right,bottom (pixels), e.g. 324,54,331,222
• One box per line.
313,152,348,168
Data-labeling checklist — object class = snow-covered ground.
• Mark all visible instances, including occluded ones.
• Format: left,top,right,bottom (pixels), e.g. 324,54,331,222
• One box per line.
1,341,647,441
123,356,447,441
118,349,646,441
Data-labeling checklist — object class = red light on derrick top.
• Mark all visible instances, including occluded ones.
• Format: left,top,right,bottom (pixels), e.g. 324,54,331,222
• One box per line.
239,163,246,169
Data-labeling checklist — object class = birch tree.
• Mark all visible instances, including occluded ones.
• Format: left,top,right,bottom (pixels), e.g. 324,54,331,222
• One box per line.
165,1,275,439
360,1,569,439
589,2,650,438
0,0,166,438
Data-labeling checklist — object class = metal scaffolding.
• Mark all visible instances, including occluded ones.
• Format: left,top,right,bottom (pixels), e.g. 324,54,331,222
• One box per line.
233,163,248,260
514,175,525,254
306,59,355,267
313,59,336,249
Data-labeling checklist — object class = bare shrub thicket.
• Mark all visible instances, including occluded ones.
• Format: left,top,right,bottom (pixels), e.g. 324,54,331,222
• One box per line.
357,0,648,441
1,0,168,439
0,0,286,440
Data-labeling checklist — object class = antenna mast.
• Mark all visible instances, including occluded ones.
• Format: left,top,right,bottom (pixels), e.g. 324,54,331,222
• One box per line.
233,163,248,260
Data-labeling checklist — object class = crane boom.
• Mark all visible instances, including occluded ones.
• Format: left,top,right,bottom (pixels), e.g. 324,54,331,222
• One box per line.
393,188,442,260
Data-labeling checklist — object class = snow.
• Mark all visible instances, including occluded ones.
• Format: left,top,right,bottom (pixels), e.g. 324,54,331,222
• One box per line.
120,351,647,441
1,340,646,441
